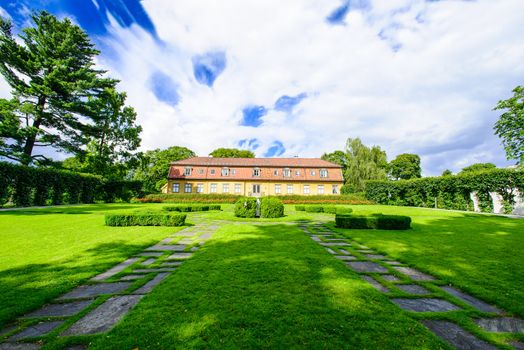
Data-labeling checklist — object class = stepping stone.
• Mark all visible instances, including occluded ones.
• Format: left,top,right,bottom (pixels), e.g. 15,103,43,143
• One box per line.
441,286,501,313
168,253,193,260
475,317,524,333
392,298,460,312
397,284,430,295
91,258,139,281
320,242,350,247
0,324,18,336
0,343,41,350
357,249,374,254
510,341,524,350
137,252,163,257
22,300,94,318
384,261,403,266
364,254,386,260
161,261,183,267
362,276,389,293
392,266,435,281
381,274,400,282
190,246,199,252
141,258,156,266
310,235,322,242
57,282,132,300
61,295,143,335
199,233,212,239
324,239,349,243
346,261,388,273
339,249,351,255
145,244,186,252
134,273,170,294
335,255,356,261
9,320,63,340
158,237,174,244
177,238,193,245
120,275,144,281
325,248,336,255
422,320,498,350
132,268,177,273
64,346,87,350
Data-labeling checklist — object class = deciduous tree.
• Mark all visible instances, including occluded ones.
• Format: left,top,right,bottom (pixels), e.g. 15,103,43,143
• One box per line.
494,86,524,165
209,148,255,158
388,153,422,180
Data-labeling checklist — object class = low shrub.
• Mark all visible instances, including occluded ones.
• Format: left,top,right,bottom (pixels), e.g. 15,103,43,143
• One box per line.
335,207,353,214
323,206,337,214
209,204,221,210
105,212,186,226
305,205,324,213
295,205,306,211
260,197,284,218
163,204,221,212
234,197,258,218
335,214,411,230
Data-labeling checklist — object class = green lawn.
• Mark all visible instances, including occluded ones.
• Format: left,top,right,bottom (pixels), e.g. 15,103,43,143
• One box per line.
0,203,522,349
328,205,524,319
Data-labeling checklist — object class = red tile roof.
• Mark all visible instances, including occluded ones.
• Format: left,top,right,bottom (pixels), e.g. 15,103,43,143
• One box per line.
168,157,344,182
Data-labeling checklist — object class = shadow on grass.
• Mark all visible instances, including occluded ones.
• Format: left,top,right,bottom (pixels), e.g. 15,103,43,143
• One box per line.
84,224,442,350
0,204,149,216
0,240,158,329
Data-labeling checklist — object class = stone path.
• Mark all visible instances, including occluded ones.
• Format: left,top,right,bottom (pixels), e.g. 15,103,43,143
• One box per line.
299,220,523,350
0,220,222,349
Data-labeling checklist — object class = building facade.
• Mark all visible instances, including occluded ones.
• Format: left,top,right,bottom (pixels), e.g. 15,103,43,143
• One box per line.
163,157,344,196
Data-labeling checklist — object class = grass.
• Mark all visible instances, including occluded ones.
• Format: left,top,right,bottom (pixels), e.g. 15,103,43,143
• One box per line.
0,202,522,349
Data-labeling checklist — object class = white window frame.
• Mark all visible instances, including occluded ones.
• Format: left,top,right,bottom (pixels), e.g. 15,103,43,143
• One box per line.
210,169,216,175
221,167,230,176
320,169,328,178
196,183,204,193
253,168,261,177
317,185,324,194
210,183,217,193
295,170,300,176
275,184,281,194
283,168,291,177
184,167,192,176
303,185,310,194
332,185,338,194
234,183,241,193
287,184,293,194
274,169,279,176
310,170,315,176
198,169,204,174
222,183,229,193
231,169,236,175
185,183,192,193
172,183,180,193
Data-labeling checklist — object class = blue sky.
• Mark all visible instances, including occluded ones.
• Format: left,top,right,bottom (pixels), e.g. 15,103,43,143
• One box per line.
0,0,523,175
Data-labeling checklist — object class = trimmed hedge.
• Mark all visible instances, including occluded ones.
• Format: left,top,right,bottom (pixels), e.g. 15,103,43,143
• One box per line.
105,212,186,226
365,168,524,213
295,205,353,214
0,161,143,207
260,197,284,218
335,214,411,230
234,197,258,218
162,204,221,212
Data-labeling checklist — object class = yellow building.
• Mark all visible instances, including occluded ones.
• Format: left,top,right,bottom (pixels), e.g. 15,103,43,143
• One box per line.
163,157,344,196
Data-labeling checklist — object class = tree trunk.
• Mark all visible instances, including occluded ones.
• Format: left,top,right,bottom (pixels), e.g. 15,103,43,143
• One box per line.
21,96,46,165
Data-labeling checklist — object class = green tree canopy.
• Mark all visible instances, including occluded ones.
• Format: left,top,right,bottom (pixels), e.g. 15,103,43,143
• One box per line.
494,86,524,165
0,11,115,164
344,138,388,192
442,169,453,177
209,148,255,158
133,146,196,192
459,163,496,174
388,153,422,180
321,150,348,168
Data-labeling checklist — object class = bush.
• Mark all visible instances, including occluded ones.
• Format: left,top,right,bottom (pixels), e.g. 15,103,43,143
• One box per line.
295,205,306,211
142,193,241,204
162,204,221,212
209,204,222,211
105,212,186,226
335,214,411,230
260,197,284,218
336,207,353,214
305,205,324,213
234,197,258,218
323,206,337,214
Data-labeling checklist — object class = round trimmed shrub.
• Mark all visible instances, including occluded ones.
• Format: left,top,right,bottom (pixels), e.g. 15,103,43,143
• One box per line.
260,197,284,218
295,205,306,211
305,205,323,213
234,197,258,218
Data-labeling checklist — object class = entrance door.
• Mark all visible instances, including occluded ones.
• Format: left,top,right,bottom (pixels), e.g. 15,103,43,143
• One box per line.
252,184,260,194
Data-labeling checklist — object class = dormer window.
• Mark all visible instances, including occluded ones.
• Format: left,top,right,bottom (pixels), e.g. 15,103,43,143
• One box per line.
221,167,230,176
184,167,192,176
231,169,236,175
253,168,260,177
210,169,216,175
320,169,328,178
283,168,291,177
310,170,315,176
274,170,279,176
295,170,300,176
198,169,204,174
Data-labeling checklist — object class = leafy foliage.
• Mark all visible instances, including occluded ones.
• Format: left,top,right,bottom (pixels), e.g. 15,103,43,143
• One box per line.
295,205,353,214
260,197,284,218
321,150,348,168
365,168,524,213
234,197,258,218
388,153,421,180
494,86,524,165
459,163,496,174
335,214,411,230
162,204,221,212
105,213,186,226
133,146,196,192
209,148,255,158
441,169,453,177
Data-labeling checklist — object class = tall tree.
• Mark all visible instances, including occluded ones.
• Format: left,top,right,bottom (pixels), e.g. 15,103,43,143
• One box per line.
441,169,453,177
0,11,115,164
388,153,422,180
209,148,255,158
459,163,496,174
494,86,524,165
344,138,388,192
133,146,196,192
321,150,348,168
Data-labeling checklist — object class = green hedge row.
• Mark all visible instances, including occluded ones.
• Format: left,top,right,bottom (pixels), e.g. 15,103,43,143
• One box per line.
295,205,353,214
234,197,285,218
335,214,411,230
162,204,221,212
365,168,524,213
234,197,258,218
105,213,186,226
0,161,144,207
